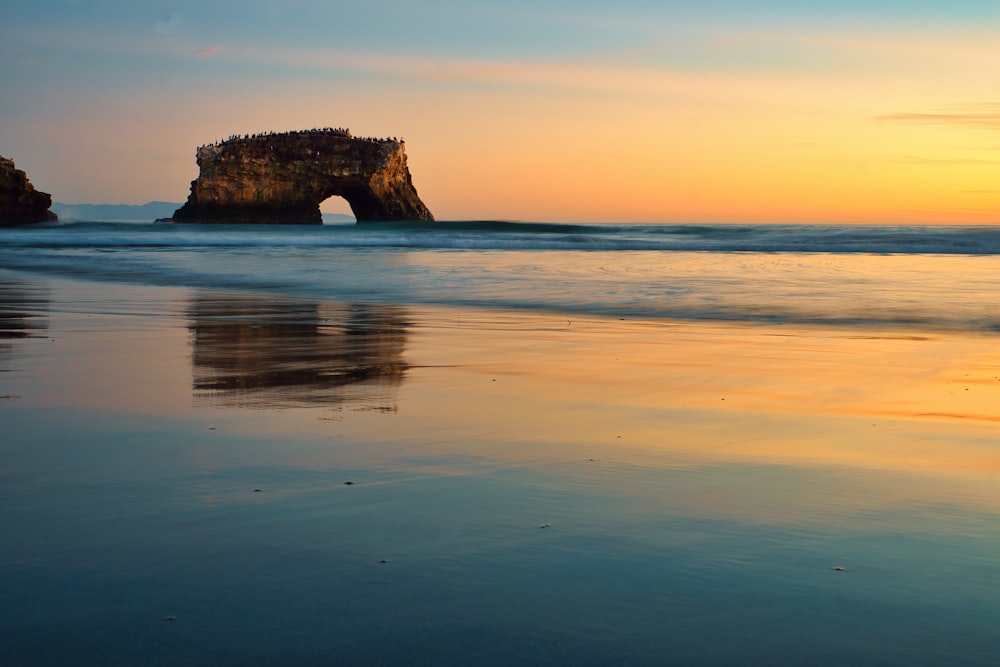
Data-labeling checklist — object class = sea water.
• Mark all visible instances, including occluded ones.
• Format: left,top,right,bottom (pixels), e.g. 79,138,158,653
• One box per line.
3,220,1000,666
2,220,1000,331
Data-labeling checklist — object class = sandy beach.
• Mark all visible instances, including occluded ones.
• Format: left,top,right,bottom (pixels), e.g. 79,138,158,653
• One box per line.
3,270,1000,665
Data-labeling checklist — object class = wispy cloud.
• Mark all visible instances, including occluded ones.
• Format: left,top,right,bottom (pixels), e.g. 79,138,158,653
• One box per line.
227,43,848,105
153,13,183,39
879,104,1000,128
888,155,1000,165
196,45,225,58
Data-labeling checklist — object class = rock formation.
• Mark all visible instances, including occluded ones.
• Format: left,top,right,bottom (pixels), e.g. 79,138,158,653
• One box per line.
0,156,57,226
172,128,433,224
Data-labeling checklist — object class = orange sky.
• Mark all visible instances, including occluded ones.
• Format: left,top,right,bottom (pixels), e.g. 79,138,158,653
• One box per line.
3,4,999,223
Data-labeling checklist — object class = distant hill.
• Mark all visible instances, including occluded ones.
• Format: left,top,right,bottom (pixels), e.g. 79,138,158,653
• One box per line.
52,201,182,222
52,202,356,224
321,212,356,224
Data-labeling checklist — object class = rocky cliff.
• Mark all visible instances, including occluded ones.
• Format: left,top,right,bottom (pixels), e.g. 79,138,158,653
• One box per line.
172,129,433,224
0,156,57,226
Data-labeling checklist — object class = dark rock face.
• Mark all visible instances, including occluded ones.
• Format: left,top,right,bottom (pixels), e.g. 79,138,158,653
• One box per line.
172,129,433,224
0,156,57,226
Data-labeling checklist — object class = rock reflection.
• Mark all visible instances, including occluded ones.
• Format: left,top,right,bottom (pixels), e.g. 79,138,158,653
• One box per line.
188,294,409,409
0,279,48,365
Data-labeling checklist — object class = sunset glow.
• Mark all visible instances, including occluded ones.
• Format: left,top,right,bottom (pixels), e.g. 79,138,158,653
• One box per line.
2,2,999,222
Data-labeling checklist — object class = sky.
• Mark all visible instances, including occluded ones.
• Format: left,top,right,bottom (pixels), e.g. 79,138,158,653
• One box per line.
2,0,1000,223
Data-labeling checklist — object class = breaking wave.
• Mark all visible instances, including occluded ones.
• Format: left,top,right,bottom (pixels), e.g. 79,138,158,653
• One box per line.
3,220,1000,254
4,220,1000,333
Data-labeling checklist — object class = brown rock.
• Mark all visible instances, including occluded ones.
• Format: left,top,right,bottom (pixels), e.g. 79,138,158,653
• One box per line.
0,156,57,226
171,129,433,224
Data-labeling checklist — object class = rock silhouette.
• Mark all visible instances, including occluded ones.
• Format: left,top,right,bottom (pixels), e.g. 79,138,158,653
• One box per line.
0,156,57,226
172,129,433,224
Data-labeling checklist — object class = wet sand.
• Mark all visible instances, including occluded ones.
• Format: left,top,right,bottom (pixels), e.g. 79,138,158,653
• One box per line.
3,272,1000,665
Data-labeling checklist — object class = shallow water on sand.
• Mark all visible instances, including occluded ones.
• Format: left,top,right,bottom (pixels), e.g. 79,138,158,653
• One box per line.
3,274,1000,665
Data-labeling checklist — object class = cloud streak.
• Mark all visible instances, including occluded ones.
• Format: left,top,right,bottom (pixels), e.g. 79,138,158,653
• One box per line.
153,13,183,38
889,155,1000,165
880,104,1000,128
196,45,225,58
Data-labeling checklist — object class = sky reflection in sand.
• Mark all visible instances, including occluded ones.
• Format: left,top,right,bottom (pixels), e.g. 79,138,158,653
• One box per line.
5,277,1000,483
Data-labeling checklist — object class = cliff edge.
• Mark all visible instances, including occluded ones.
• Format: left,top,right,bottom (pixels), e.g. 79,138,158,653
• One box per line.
172,128,433,224
0,156,57,226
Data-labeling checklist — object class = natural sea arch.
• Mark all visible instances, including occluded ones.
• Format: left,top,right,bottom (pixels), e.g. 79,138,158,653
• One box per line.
171,129,433,224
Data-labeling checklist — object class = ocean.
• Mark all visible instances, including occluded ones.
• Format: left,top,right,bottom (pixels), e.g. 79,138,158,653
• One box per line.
3,220,1000,666
3,220,1000,332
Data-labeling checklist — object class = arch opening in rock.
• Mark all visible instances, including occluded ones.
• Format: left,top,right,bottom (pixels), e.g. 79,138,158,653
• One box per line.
320,196,356,223
172,129,433,224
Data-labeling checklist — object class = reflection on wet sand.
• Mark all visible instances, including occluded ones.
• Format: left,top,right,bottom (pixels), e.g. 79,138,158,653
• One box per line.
188,294,409,409
0,279,48,372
